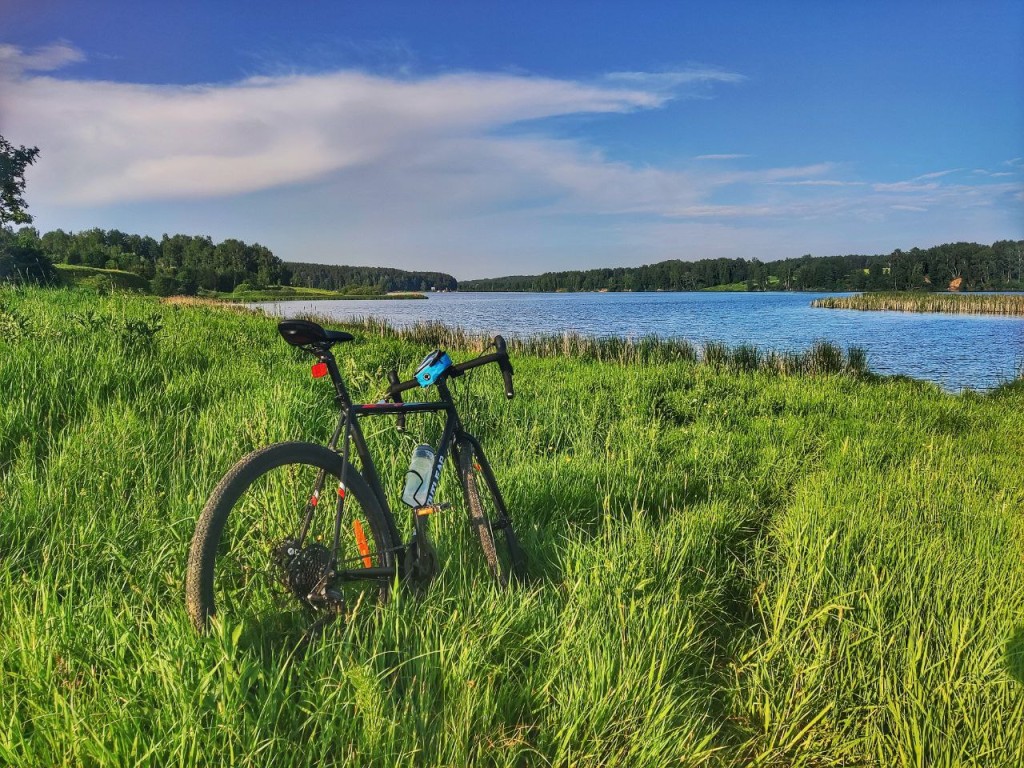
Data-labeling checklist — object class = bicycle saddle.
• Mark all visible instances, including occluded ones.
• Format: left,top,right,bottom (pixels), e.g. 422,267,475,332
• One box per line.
277,320,354,348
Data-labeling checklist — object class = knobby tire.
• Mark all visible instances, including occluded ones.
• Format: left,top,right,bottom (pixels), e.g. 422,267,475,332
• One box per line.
186,441,394,634
457,441,527,587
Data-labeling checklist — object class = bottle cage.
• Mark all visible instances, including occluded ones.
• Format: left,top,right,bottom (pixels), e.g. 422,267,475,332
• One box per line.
415,350,453,387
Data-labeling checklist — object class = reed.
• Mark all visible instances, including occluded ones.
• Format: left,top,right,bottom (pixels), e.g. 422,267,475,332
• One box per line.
333,317,869,377
812,291,1024,316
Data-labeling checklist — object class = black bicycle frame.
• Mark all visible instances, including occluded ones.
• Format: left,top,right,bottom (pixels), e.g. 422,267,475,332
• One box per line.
317,353,495,580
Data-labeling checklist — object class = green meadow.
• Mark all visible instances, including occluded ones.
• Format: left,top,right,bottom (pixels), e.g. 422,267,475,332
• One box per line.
2,286,1023,766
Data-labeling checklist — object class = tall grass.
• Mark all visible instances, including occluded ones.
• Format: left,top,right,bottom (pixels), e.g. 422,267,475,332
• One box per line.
333,316,870,375
812,291,1024,316
2,286,1022,766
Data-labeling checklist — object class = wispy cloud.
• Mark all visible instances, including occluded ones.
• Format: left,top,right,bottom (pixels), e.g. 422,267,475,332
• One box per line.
694,153,750,161
714,163,836,185
911,169,962,181
770,179,866,187
872,180,941,193
604,68,745,92
601,69,746,105
0,42,84,77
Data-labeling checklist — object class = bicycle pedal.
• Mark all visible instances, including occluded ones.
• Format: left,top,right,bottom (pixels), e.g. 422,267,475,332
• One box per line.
415,502,452,517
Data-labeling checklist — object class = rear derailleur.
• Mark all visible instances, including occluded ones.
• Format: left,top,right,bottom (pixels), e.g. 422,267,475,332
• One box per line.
271,539,345,613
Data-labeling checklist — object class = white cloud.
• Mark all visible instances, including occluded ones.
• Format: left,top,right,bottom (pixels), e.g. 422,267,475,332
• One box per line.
0,42,84,77
911,169,962,181
5,47,836,226
7,65,678,205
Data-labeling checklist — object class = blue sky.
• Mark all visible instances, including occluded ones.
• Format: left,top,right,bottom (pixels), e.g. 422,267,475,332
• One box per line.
2,1,1022,278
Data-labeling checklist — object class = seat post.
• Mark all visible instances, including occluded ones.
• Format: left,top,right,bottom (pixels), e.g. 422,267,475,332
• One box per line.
319,348,352,407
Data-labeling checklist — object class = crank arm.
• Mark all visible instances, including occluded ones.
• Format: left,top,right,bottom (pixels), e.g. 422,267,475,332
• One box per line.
415,502,453,517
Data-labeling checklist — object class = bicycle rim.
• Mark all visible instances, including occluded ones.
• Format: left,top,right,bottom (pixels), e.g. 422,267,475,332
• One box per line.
187,443,394,637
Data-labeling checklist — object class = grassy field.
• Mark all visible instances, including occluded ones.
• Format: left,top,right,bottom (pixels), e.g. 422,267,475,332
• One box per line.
701,277,782,292
2,286,1023,766
54,264,151,293
812,291,1024,316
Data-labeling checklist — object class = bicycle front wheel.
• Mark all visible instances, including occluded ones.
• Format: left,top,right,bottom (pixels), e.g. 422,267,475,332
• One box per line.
186,441,395,635
457,440,527,587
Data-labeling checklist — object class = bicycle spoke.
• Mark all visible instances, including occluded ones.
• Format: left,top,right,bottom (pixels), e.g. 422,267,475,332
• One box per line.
188,444,394,636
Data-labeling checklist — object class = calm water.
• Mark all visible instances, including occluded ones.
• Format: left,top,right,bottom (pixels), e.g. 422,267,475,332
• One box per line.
254,292,1024,392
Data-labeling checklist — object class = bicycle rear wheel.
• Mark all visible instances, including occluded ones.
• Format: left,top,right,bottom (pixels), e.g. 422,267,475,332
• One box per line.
457,440,527,587
186,442,395,635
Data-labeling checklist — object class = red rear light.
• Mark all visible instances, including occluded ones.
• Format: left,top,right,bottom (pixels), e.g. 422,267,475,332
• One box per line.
311,362,328,378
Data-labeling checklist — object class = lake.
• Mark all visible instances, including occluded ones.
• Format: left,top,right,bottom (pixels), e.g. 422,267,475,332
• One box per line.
252,292,1024,392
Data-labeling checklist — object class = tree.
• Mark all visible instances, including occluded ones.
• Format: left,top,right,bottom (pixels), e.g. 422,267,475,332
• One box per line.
0,227,55,284
176,267,200,296
150,272,180,296
1,135,40,229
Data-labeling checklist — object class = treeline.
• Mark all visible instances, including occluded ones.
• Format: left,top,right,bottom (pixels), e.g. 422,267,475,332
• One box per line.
1,227,458,295
3,227,287,295
288,262,458,293
460,240,1024,293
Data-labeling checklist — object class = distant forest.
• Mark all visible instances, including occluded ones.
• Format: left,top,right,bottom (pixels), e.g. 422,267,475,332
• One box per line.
288,262,457,293
1,227,457,295
460,240,1024,293
3,227,1022,296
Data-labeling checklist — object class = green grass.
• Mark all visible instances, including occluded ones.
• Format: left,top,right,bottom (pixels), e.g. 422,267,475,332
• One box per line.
700,276,782,292
701,281,749,292
2,286,1023,766
812,291,1024,316
54,263,151,293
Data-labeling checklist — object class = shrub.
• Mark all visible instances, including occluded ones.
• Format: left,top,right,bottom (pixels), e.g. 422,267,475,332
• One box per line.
150,273,180,296
0,239,56,285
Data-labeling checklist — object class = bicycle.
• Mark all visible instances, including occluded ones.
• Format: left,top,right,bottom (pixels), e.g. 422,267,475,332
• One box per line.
185,319,527,635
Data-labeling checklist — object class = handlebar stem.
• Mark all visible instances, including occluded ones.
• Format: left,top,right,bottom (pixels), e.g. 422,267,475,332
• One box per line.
385,336,515,400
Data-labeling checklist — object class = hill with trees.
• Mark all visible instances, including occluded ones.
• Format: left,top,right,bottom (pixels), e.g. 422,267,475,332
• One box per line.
3,226,459,296
460,240,1024,293
34,228,286,295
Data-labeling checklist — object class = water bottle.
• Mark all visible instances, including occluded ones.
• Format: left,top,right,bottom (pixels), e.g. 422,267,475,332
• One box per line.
402,444,435,508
